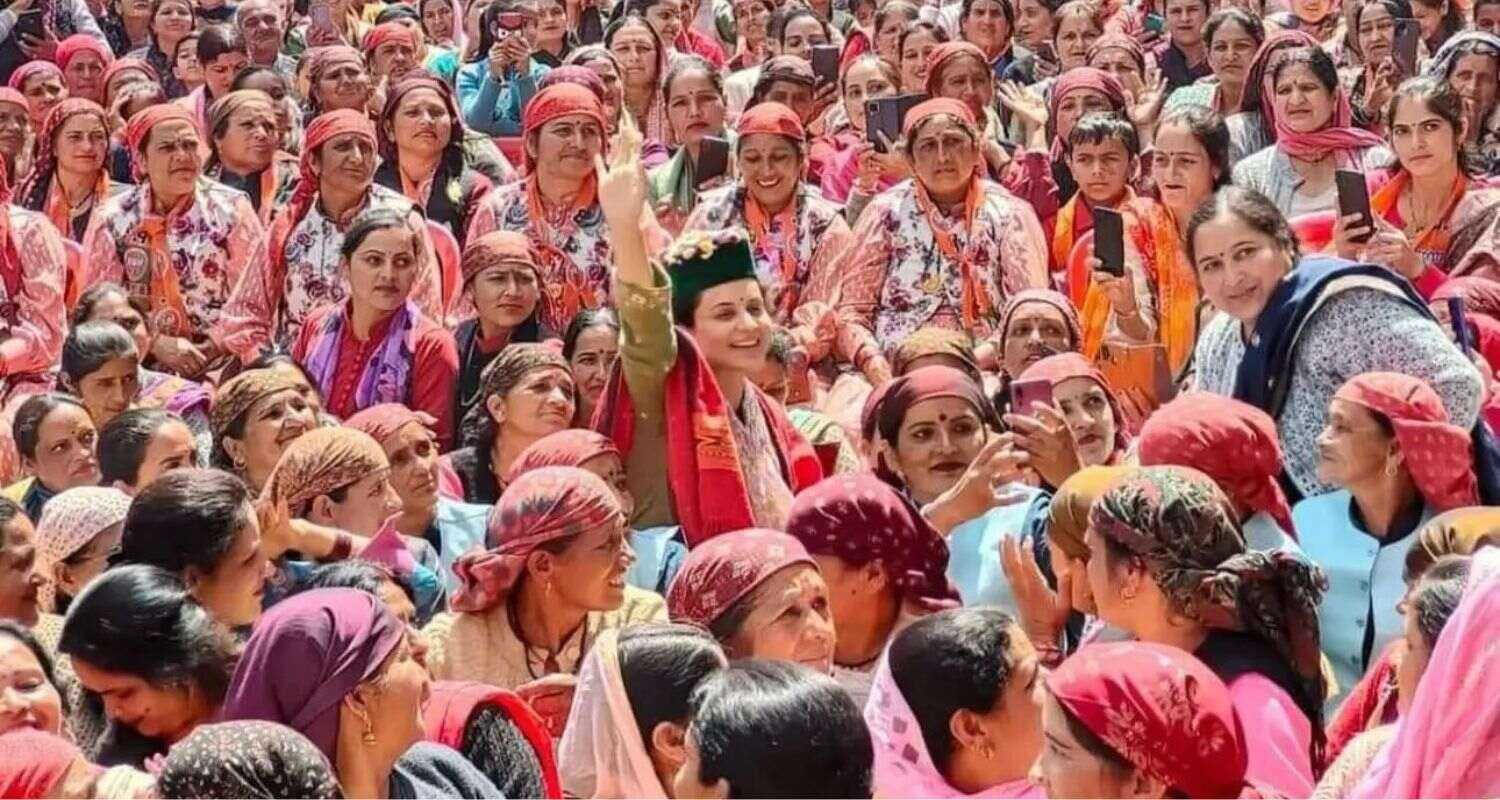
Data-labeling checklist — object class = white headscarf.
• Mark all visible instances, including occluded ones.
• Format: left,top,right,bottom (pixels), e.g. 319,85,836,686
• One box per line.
32,487,132,612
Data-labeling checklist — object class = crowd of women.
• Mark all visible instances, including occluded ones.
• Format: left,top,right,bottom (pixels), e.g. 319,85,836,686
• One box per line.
0,0,1498,796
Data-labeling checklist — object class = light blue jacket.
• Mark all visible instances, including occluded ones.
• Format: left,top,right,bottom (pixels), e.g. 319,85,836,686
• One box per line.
455,59,552,137
431,497,492,589
945,486,1049,614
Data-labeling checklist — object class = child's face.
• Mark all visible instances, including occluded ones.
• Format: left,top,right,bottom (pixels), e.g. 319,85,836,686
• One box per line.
1068,136,1133,205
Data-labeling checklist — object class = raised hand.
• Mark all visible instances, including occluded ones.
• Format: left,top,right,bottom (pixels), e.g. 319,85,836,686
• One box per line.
596,112,647,229
1128,65,1169,130
998,80,1048,134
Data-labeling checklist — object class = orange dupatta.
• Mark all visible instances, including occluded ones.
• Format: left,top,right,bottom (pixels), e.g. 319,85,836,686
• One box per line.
524,173,601,329
743,191,802,319
1051,193,1087,273
43,171,111,240
1371,169,1468,263
912,175,993,328
122,190,193,338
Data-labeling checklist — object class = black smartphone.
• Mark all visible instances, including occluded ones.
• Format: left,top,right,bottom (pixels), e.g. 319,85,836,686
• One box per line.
1392,19,1420,78
1093,208,1125,277
866,93,926,154
1336,169,1374,244
1448,297,1472,356
695,136,730,186
12,8,45,42
577,6,604,44
811,44,840,86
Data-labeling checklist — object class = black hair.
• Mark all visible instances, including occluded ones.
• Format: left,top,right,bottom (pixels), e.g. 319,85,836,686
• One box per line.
0,620,69,716
961,0,1015,26
1409,0,1463,51
60,320,138,390
562,308,621,361
1270,45,1340,97
58,565,237,709
229,66,288,100
115,468,254,577
98,408,191,487
772,6,830,45
461,704,548,798
172,31,201,65
618,624,725,751
1407,554,1471,650
1066,111,1139,156
340,207,422,261
196,23,246,64
1354,0,1414,41
1185,186,1301,269
0,497,23,544
376,3,421,24
1384,76,1486,176
469,0,527,60
898,22,950,65
663,53,724,103
12,393,88,462
1203,7,1263,49
1157,104,1232,188
888,609,1020,775
72,282,151,330
688,661,871,798
293,559,418,611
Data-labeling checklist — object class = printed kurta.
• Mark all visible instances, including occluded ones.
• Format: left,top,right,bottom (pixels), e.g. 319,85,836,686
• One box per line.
81,177,262,338
213,184,444,361
834,178,1048,356
0,206,70,484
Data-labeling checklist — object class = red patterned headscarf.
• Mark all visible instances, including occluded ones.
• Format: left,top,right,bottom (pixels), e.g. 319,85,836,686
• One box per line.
55,34,114,73
521,82,606,171
1015,352,1129,458
362,21,417,54
666,528,817,628
6,61,61,93
901,96,976,138
451,466,625,612
1046,641,1254,800
1086,32,1146,73
1333,372,1479,510
785,474,959,611
0,729,88,799
344,402,437,445
1138,392,1294,535
922,41,990,98
506,429,619,483
122,103,201,179
286,109,377,226
16,98,107,214
1046,67,1127,155
737,100,805,144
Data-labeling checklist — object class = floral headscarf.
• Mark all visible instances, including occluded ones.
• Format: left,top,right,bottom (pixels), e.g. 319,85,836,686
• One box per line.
211,368,308,440
156,721,340,799
459,342,570,447
451,466,624,612
1089,466,1328,710
1406,506,1500,580
666,528,816,629
33,486,131,612
1333,372,1479,510
260,427,391,516
889,327,980,380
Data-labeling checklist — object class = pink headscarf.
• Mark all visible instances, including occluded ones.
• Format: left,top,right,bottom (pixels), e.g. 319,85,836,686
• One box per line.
55,34,114,73
1047,67,1128,156
451,466,624,612
666,528,816,628
506,429,619,483
1333,372,1479,510
1265,46,1384,161
122,103,202,179
1350,547,1500,798
6,61,61,93
0,729,86,799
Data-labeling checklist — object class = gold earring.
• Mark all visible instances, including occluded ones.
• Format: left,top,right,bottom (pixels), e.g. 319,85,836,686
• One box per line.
1385,459,1399,478
363,719,377,746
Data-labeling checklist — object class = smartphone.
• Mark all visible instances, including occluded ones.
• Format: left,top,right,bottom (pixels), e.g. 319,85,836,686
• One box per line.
12,8,45,42
1448,297,1472,356
308,0,339,44
1144,13,1165,33
1335,169,1374,245
695,136,730,186
1392,19,1420,79
811,44,841,86
1010,379,1054,415
496,10,525,31
1093,208,1125,277
866,93,926,154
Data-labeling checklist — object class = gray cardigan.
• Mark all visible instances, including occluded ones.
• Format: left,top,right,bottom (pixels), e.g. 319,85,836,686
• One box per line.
1231,143,1393,212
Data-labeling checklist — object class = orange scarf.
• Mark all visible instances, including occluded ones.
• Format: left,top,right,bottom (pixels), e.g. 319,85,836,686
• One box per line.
255,164,280,227
123,190,193,337
43,171,110,240
913,175,992,327
1371,169,1468,263
524,173,602,329
743,191,801,319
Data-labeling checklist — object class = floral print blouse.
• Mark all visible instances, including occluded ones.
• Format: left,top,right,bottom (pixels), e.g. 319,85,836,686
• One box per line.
83,177,262,337
0,205,67,377
834,178,1049,356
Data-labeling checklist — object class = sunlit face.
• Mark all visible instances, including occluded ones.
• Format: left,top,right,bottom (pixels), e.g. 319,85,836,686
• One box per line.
1054,12,1101,69
578,452,637,523
316,471,402,537
900,29,941,93
19,76,65,128
1014,0,1054,49
1067,135,1133,206
1395,608,1430,715
225,389,316,490
1164,0,1207,48
1272,62,1335,134
471,261,540,332
725,563,835,672
72,659,207,743
379,421,441,517
1054,88,1113,143
1152,122,1217,215
1190,211,1293,324
129,420,198,491
666,69,726,149
82,291,152,364
315,58,373,112
763,79,816,123
1089,47,1142,92
578,56,625,125
1003,303,1073,376
203,52,250,99
1207,19,1258,84
530,114,605,182
569,324,619,422
1356,4,1397,65
543,516,633,610
737,133,801,211
188,504,268,626
105,69,151,108
173,38,203,87
1390,95,1461,179
644,0,686,45
347,226,420,315
1292,0,1332,22
421,0,454,42
152,0,194,40
690,278,773,377
1449,53,1499,143
0,636,63,737
962,0,1012,55
215,100,278,173
77,354,141,427
239,0,286,55
142,119,203,201
843,59,897,139
1053,376,1116,466
935,54,994,120
390,87,452,160
493,367,576,440
55,112,109,177
873,9,909,62
908,115,979,202
354,633,430,764
1316,397,1396,488
1031,690,1140,799
53,523,122,605
780,16,829,61
890,396,988,504
27,405,100,494
610,25,660,87
63,52,106,103
314,132,377,195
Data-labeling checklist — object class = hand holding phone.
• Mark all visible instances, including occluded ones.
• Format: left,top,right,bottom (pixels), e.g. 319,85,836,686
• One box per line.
1093,208,1125,277
1336,170,1374,245
1009,379,1054,416
695,136,730,187
811,44,840,87
1392,19,1420,79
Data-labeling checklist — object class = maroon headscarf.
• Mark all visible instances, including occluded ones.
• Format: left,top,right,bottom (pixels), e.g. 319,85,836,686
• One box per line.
785,474,960,610
666,528,817,629
1046,67,1127,157
875,365,1000,453
344,402,437,445
506,429,619,483
996,288,1084,375
219,588,406,764
1015,352,1129,458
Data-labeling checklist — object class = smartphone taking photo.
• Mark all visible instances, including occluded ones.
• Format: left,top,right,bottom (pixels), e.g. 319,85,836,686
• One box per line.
1336,169,1374,245
1093,208,1126,277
